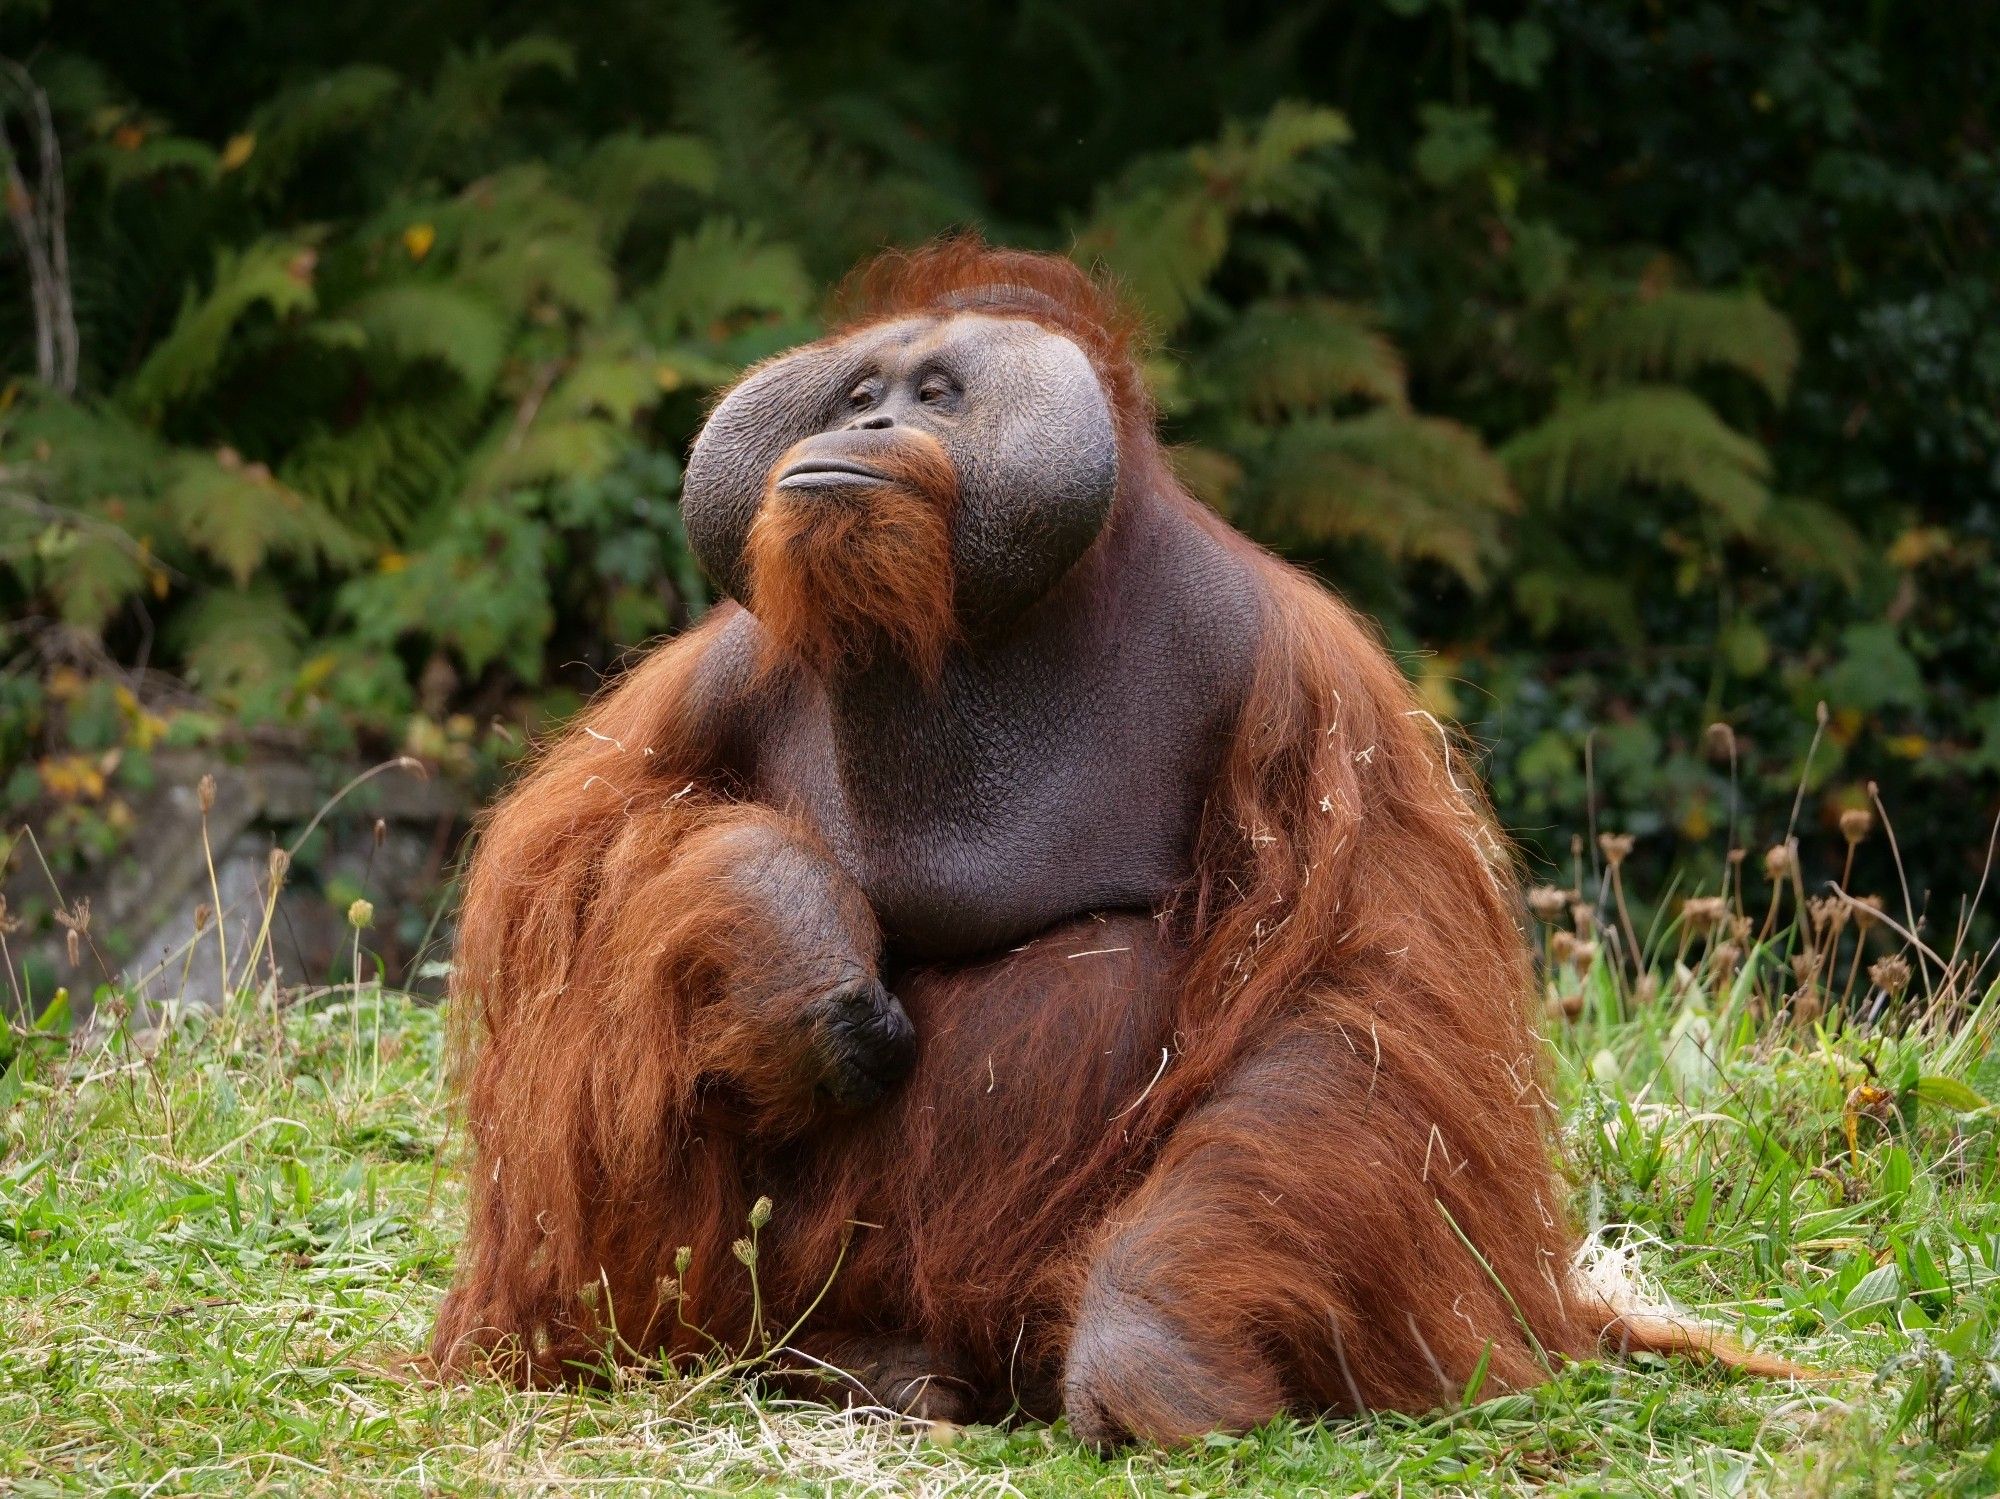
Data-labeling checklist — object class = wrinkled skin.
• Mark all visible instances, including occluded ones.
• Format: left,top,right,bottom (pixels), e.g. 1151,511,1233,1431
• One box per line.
682,312,1260,963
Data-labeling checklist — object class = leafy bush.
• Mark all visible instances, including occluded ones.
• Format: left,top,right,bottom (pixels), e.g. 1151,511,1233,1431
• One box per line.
3,0,1996,937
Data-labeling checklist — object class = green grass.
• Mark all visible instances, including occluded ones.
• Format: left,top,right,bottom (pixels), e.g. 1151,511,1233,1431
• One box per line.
7,914,2000,1495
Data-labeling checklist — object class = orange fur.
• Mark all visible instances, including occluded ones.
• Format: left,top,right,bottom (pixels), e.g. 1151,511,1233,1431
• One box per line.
745,428,959,681
432,244,1694,1428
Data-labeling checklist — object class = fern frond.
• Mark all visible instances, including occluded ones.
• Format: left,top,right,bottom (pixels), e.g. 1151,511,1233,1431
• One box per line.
421,35,575,150
645,218,812,337
1204,101,1352,214
1576,289,1800,404
1254,409,1514,586
43,532,148,631
75,134,218,189
232,65,401,199
164,448,365,584
447,167,615,320
1075,181,1230,333
1753,496,1866,586
338,496,554,679
345,281,511,393
577,132,719,241
1078,103,1348,332
544,350,666,425
1500,385,1772,531
123,237,319,417
473,417,626,494
281,395,475,542
171,584,305,702
1203,299,1407,418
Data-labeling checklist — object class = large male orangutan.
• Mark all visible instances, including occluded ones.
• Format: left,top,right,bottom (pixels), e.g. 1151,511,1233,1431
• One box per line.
429,243,1764,1443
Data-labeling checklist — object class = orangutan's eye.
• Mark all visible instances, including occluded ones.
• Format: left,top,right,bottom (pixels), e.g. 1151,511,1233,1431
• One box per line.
848,379,878,409
918,373,958,407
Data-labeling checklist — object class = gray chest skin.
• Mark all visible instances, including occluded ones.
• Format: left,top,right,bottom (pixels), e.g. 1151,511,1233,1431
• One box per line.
708,498,1260,963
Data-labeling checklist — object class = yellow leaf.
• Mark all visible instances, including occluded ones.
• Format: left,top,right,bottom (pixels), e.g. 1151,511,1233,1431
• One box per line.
1887,527,1951,569
112,122,147,151
1886,734,1931,759
46,667,87,701
377,551,408,574
220,132,257,172
39,754,106,801
294,653,339,694
403,223,437,262
653,363,685,392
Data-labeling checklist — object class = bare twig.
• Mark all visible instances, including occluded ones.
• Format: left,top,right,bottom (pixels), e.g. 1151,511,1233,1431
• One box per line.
0,58,79,393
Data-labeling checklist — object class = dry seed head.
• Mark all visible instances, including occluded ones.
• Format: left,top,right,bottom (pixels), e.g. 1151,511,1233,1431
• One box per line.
1840,807,1873,846
1599,832,1635,869
1546,988,1585,1022
748,1195,773,1231
347,898,375,931
1807,895,1849,936
1709,942,1742,985
1550,930,1577,965
1635,972,1660,1005
1570,902,1597,936
1764,839,1798,881
674,1245,692,1276
197,772,216,814
1852,894,1885,930
1727,847,1747,867
373,816,387,849
1790,985,1823,1024
1791,951,1823,983
267,846,290,883
577,1281,600,1311
731,1236,756,1268
1870,953,1912,997
1729,915,1753,945
1704,721,1737,760
1681,896,1728,933
1527,885,1571,924
0,895,14,937
193,902,212,934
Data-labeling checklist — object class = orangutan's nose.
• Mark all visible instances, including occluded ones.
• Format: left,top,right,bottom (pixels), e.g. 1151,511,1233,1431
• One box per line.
847,411,895,431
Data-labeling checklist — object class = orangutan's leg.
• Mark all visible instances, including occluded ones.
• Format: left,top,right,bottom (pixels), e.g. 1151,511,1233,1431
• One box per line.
1061,1014,1566,1444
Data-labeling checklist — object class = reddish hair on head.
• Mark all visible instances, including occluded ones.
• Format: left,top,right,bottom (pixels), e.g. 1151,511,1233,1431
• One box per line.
833,236,1155,437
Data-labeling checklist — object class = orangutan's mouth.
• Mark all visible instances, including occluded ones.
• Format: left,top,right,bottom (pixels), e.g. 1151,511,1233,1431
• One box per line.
776,457,890,489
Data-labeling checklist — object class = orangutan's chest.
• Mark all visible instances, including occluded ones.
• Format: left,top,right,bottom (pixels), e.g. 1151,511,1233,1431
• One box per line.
751,683,1209,962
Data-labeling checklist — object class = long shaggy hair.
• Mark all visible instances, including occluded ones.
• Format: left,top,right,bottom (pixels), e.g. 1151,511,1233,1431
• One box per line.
431,242,1602,1418
745,429,959,681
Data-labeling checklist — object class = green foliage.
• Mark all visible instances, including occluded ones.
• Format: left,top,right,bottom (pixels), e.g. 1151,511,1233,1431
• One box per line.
1503,385,1773,529
2,0,1997,937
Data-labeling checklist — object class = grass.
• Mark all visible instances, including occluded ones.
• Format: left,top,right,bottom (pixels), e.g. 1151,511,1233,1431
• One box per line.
7,858,2000,1495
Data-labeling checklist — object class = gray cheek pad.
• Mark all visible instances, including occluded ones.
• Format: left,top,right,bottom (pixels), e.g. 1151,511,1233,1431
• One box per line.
943,330,1118,630
682,319,1119,629
683,341,856,601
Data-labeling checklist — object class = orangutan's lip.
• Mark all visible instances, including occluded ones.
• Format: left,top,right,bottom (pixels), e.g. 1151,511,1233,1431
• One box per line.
776,458,889,489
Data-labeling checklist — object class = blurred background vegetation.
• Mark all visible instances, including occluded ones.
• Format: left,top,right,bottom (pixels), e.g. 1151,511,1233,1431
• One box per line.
2,0,1995,959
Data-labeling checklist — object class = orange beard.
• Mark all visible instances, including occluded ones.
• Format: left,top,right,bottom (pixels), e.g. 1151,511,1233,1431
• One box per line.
744,430,959,682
